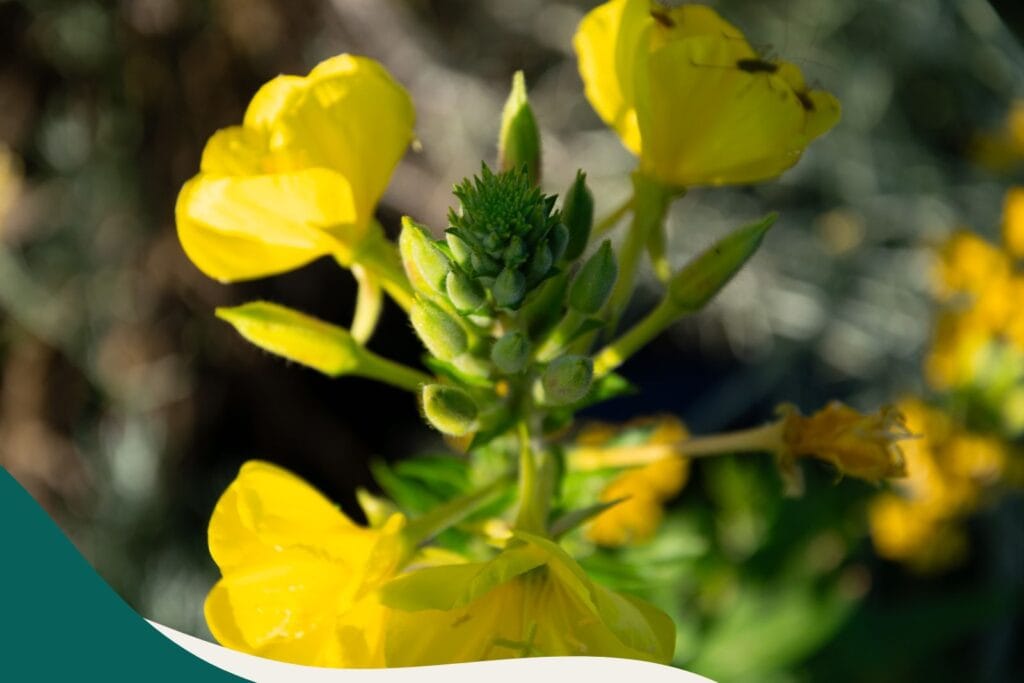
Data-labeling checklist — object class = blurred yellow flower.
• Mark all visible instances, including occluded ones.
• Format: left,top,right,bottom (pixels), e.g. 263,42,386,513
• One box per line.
0,144,22,230
380,532,675,664
176,54,414,282
867,399,1008,572
925,219,1024,392
932,230,1010,300
573,0,839,187
205,460,411,667
1002,187,1024,259
779,402,909,489
569,416,690,547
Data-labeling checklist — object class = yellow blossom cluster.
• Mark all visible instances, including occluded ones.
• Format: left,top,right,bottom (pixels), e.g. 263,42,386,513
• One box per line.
926,192,1024,432
868,399,1010,572
569,416,691,547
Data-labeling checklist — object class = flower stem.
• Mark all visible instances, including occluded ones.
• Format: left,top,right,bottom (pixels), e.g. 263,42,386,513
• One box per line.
356,351,433,393
568,421,786,470
604,173,676,333
591,195,633,240
592,297,676,377
353,223,414,312
514,421,545,533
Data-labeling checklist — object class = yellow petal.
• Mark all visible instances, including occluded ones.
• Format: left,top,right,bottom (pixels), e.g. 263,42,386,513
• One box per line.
175,167,358,282
262,54,415,220
207,461,366,574
573,0,649,154
639,38,838,186
1003,187,1024,258
382,533,674,665
204,553,348,666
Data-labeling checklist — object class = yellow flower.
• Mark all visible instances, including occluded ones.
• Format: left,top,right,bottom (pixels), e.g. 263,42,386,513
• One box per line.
867,399,1009,572
932,230,1011,300
569,416,690,547
1002,187,1024,259
573,0,839,187
176,55,414,282
379,531,675,665
779,402,909,488
0,143,22,230
204,460,411,667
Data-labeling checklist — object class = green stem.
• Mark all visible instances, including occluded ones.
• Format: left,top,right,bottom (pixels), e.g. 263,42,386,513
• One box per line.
591,195,633,239
353,223,414,312
604,173,676,334
357,350,433,392
534,308,585,361
402,474,512,546
592,297,677,377
514,421,544,533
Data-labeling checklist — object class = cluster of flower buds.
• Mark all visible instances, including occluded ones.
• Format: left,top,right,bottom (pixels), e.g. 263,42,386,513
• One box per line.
401,162,618,440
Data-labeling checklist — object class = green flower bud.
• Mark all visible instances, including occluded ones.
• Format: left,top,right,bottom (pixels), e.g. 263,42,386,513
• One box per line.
400,217,450,295
525,241,553,285
491,331,530,374
446,232,473,268
453,352,492,379
445,270,486,313
549,222,570,263
569,240,617,314
421,384,478,436
541,355,593,406
668,213,776,313
498,71,541,185
493,267,526,309
411,298,467,361
561,171,594,262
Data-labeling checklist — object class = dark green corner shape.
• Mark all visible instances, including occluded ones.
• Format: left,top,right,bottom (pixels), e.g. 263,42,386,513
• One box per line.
0,466,248,682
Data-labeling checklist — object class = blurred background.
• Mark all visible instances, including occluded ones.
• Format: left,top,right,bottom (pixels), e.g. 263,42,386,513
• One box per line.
2,0,1024,680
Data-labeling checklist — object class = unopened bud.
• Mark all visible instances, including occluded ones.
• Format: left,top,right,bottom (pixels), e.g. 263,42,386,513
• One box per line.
525,241,553,285
491,331,531,374
541,355,593,406
569,240,617,314
498,71,541,185
493,267,527,309
561,171,594,262
445,270,486,313
422,384,478,436
446,231,473,268
410,298,467,361
668,213,776,313
400,217,450,295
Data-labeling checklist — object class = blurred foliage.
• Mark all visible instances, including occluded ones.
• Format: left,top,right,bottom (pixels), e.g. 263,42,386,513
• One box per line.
1,0,1023,680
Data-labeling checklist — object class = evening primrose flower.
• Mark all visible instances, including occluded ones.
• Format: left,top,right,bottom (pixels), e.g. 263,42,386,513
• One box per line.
176,55,414,282
568,417,691,547
204,461,412,667
379,532,675,664
574,0,840,187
